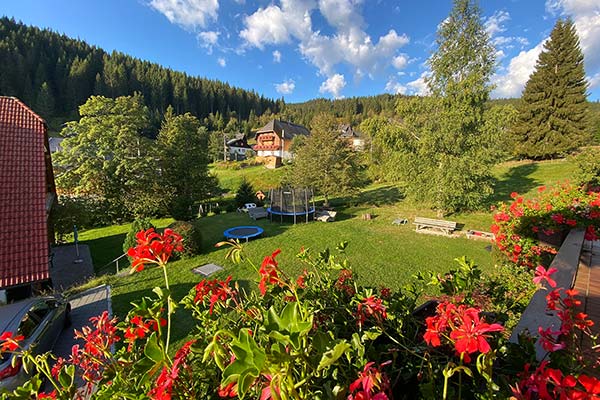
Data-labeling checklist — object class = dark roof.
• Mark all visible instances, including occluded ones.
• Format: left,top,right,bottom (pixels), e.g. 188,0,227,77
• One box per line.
226,133,251,148
256,120,310,139
0,97,54,288
339,124,362,138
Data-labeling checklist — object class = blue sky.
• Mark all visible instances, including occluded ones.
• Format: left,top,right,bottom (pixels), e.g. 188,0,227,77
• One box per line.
2,0,599,102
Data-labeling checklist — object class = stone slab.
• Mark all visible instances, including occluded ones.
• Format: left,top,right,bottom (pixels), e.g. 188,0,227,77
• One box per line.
192,263,224,277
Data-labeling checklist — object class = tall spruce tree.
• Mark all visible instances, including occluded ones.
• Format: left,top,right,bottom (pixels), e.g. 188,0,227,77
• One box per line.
513,19,589,159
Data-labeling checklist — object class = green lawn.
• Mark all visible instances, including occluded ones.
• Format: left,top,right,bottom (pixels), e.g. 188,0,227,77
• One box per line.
211,163,288,194
74,158,576,347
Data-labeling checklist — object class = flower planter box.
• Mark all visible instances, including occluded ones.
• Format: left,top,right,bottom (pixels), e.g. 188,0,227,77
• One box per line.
537,229,569,248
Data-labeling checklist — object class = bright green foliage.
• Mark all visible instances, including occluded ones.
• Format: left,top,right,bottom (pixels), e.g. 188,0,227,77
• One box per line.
235,178,256,208
287,113,362,205
123,217,155,254
571,148,600,188
513,19,590,159
363,0,496,214
157,107,217,220
54,94,159,219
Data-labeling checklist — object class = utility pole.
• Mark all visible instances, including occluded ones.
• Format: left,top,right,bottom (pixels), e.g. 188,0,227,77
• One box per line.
223,132,227,162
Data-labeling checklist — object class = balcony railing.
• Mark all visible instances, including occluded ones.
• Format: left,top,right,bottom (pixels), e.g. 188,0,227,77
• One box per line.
253,144,280,151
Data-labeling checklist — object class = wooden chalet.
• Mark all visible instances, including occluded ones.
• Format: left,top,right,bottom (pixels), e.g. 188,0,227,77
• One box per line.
253,120,310,168
0,97,56,302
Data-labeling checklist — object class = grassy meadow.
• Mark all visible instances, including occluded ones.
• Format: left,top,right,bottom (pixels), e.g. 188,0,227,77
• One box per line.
74,158,576,346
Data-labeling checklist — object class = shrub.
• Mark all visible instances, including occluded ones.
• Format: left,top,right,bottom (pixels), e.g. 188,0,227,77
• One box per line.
123,218,155,254
168,221,202,257
234,177,256,207
571,147,600,189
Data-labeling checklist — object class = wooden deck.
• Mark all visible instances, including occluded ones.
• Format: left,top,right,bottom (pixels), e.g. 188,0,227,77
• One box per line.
573,239,600,367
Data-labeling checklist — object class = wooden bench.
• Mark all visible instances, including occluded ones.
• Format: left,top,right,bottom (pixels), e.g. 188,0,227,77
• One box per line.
413,217,457,235
248,207,268,220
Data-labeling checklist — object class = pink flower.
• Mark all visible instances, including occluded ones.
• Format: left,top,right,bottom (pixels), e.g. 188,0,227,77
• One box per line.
533,266,558,288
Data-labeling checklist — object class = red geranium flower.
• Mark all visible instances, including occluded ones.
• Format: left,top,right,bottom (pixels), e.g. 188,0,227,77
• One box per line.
356,296,387,328
449,308,503,356
258,249,282,295
128,228,183,272
0,331,24,352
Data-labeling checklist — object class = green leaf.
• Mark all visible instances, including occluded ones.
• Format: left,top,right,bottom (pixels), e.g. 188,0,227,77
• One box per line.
144,333,164,363
317,340,351,371
264,303,313,350
222,329,266,399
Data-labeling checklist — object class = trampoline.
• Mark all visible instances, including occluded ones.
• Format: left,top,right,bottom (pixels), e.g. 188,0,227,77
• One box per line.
223,226,264,242
268,187,316,224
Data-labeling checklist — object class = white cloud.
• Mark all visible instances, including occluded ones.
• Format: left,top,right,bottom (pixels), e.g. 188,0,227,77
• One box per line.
319,74,346,98
198,30,219,54
484,10,510,37
217,57,226,67
240,0,409,83
392,54,408,70
239,0,314,49
491,41,545,98
407,71,431,96
492,0,600,98
384,78,407,95
273,50,282,63
275,79,295,94
318,0,365,32
148,0,219,30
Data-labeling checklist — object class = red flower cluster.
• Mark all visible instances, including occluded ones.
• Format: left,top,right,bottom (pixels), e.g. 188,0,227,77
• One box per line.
335,269,356,297
356,296,387,328
424,302,503,362
69,311,120,383
258,249,284,295
512,362,600,399
543,288,594,346
0,331,24,352
148,339,195,400
127,228,184,272
124,315,165,348
347,361,391,400
492,184,600,268
194,275,236,314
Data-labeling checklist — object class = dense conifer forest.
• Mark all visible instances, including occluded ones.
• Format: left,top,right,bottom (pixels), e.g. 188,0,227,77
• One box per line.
0,17,281,131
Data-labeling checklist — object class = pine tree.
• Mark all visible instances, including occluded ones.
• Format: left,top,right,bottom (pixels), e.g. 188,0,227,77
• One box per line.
35,82,55,120
513,19,589,159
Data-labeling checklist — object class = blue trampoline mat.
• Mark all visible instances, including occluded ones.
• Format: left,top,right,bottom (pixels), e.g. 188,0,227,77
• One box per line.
224,226,264,240
267,207,315,216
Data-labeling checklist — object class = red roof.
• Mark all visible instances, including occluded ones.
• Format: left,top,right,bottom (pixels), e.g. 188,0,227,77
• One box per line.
0,97,54,288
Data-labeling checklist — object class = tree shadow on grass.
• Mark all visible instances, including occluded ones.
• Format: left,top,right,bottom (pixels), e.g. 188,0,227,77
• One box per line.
330,185,404,208
488,162,540,206
82,233,128,274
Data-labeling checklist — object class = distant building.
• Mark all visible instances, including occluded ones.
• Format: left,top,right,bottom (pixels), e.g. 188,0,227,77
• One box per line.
339,124,366,151
253,120,310,169
48,137,64,153
226,133,253,161
0,97,56,302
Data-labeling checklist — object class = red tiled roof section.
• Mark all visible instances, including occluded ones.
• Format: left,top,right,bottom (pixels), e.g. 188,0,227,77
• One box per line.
0,97,52,288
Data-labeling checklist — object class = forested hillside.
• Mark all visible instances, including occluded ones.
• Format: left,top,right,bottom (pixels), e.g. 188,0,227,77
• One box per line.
0,17,281,131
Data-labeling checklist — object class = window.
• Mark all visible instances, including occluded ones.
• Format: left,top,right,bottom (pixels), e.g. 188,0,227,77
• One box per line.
17,302,51,339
